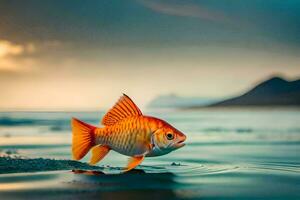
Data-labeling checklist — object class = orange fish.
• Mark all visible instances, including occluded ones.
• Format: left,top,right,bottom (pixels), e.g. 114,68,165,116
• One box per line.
71,94,186,171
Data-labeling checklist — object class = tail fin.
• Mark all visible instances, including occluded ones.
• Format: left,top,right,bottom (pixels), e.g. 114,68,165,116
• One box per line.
71,118,96,160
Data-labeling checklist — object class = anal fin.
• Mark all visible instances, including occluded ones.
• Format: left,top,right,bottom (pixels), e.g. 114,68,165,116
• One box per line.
89,145,110,165
124,156,144,172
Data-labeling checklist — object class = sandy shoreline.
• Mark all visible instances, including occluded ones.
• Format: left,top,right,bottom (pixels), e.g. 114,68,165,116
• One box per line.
0,155,104,174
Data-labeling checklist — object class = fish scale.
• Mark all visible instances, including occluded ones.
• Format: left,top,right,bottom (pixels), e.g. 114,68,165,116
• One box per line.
98,118,137,155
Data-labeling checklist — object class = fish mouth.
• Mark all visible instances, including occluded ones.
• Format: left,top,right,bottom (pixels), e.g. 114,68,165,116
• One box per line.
175,139,185,148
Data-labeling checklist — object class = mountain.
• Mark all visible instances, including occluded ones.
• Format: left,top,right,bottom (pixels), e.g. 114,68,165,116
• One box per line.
148,94,218,109
210,76,300,107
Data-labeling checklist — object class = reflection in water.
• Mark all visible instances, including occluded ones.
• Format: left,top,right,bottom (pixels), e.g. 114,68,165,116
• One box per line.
0,170,183,200
70,170,180,200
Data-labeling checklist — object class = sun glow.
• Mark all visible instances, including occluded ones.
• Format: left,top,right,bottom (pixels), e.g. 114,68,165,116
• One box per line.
0,40,36,72
0,40,24,58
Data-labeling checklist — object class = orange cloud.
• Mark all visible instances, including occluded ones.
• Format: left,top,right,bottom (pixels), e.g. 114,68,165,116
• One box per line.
0,40,24,58
0,40,36,72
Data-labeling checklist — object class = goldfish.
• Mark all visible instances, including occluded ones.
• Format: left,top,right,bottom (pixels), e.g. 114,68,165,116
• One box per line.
71,94,186,172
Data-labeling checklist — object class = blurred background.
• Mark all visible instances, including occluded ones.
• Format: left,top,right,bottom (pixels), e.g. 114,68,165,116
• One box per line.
0,0,299,111
0,1,300,200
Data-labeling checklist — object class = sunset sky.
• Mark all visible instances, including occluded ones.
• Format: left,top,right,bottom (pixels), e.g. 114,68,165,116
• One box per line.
1,0,300,110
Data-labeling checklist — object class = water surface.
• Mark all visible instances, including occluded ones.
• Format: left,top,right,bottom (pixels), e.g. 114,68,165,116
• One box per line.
0,109,300,199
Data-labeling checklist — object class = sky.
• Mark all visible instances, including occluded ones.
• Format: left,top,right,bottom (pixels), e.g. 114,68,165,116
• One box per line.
0,0,300,110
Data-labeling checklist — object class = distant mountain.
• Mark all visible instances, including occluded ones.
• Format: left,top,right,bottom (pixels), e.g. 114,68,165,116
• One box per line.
210,76,300,107
148,94,218,109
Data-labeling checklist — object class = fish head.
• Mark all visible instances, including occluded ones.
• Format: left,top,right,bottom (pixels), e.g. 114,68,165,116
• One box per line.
149,120,186,156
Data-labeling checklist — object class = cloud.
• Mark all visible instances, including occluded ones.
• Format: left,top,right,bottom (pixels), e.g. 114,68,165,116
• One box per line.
137,0,232,24
0,40,36,72
0,40,24,58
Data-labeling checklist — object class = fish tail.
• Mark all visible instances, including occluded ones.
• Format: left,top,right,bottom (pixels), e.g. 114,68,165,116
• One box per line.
71,118,96,160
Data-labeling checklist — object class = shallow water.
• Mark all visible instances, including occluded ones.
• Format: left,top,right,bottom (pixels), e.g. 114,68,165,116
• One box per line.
0,109,300,199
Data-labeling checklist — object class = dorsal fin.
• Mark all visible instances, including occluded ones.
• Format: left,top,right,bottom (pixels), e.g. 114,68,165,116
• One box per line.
101,94,142,126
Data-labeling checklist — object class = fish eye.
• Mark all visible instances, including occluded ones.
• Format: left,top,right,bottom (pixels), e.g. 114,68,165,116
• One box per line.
166,133,174,140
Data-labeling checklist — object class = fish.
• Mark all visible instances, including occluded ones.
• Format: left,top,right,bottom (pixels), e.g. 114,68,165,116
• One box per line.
71,94,186,172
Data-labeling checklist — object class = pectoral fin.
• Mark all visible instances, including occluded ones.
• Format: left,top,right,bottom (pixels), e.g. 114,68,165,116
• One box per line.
89,145,110,165
124,156,145,172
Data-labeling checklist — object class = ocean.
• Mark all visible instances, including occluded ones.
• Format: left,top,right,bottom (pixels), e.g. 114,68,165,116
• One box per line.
0,109,299,200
